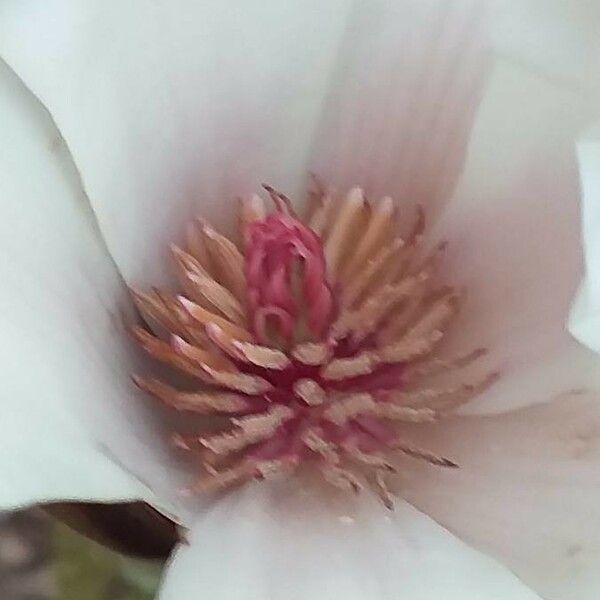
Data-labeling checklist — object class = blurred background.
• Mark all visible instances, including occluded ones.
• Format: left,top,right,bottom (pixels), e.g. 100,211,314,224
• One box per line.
0,509,163,600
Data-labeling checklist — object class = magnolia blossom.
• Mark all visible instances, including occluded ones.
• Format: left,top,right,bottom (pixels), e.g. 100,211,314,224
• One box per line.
1,1,600,599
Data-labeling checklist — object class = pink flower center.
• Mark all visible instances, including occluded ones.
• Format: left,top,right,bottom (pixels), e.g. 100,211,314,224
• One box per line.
130,183,496,507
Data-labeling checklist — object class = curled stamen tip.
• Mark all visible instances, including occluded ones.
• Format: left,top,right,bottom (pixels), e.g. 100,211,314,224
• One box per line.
261,183,287,199
176,293,190,305
199,363,216,376
347,186,365,204
172,434,191,451
205,322,221,337
200,220,217,237
261,183,294,213
170,334,186,352
197,437,212,450
203,463,219,476
131,373,143,386
176,295,196,315
129,286,144,299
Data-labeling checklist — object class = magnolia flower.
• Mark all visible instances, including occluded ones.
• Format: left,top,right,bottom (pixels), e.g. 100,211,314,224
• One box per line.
1,1,600,599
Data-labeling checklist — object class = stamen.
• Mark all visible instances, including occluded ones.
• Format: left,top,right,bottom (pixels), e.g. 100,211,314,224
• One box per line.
291,341,333,366
201,221,246,302
405,348,488,379
377,329,444,363
302,428,338,460
231,406,294,437
240,194,266,232
374,470,394,510
433,371,501,413
341,195,395,282
323,393,377,425
200,406,292,455
254,457,299,481
233,340,291,370
293,379,326,406
388,374,497,409
172,433,198,451
132,375,261,413
407,205,426,246
411,240,448,275
170,334,234,371
388,372,500,416
343,445,396,472
185,221,214,275
130,288,187,337
324,187,367,280
401,289,460,342
320,460,363,494
308,193,335,237
371,404,437,423
201,364,274,395
321,353,377,381
392,442,458,468
128,326,211,381
305,173,327,221
378,284,429,345
339,237,405,309
171,245,246,324
205,323,290,369
185,462,254,495
337,274,425,342
177,296,252,341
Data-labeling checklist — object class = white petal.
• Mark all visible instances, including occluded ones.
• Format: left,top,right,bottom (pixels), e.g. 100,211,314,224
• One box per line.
569,122,600,353
159,481,539,600
0,0,354,285
492,0,600,86
399,387,600,600
0,61,181,512
312,0,488,211
0,1,486,282
312,0,600,209
425,49,600,414
309,1,600,413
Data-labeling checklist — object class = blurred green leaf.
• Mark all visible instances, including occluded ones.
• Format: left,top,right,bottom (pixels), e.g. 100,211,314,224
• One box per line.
54,524,162,600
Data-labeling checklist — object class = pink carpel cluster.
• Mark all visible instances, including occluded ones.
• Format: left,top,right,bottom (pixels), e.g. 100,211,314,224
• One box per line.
245,208,333,344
